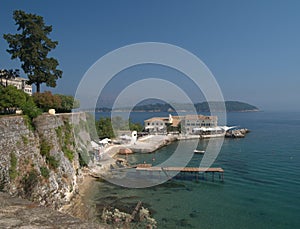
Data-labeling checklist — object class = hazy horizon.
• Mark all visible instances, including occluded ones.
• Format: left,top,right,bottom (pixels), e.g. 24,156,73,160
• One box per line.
1,1,300,111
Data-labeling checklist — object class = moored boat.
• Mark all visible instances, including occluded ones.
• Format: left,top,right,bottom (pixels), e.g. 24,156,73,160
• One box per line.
194,150,205,154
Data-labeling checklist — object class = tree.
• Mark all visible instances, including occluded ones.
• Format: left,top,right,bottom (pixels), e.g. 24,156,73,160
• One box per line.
3,10,62,92
0,85,26,113
33,92,80,113
33,91,62,111
56,94,80,113
96,117,115,139
129,119,143,132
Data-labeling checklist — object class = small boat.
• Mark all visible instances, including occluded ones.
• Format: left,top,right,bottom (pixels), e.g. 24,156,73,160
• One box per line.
194,150,205,154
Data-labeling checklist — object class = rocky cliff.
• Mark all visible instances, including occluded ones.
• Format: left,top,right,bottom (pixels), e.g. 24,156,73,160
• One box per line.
0,112,92,210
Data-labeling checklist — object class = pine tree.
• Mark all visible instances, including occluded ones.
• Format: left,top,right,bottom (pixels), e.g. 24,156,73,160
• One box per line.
3,10,62,92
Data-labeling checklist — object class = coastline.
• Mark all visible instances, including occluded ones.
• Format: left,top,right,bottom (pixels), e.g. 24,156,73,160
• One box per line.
60,144,124,224
60,135,177,225
60,170,99,223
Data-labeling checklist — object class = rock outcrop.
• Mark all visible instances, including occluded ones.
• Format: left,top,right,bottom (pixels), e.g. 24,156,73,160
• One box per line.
0,192,106,228
0,112,92,210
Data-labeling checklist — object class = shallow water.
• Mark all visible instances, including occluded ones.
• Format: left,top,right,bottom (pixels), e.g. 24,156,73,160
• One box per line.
91,111,300,228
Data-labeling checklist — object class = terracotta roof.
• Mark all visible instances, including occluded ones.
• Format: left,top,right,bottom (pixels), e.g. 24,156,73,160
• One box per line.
144,117,169,123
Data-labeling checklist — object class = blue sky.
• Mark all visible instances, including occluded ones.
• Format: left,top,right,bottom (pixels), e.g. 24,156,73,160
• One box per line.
1,0,300,111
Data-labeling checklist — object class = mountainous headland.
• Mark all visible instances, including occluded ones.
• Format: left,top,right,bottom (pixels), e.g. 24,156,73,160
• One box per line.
95,101,259,113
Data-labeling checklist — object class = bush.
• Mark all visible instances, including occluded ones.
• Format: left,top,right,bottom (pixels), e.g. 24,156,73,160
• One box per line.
40,166,50,179
40,139,51,157
23,169,39,197
56,94,80,113
39,139,59,169
46,155,59,169
0,171,7,191
63,146,74,161
9,152,18,180
0,85,41,118
0,85,26,114
78,149,90,167
33,92,79,113
20,97,42,119
32,91,62,112
96,117,115,139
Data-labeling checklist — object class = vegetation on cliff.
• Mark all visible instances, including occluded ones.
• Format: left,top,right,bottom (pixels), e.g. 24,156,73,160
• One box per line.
0,113,92,210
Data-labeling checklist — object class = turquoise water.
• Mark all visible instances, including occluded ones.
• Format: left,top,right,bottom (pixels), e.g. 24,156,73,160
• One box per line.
92,112,300,228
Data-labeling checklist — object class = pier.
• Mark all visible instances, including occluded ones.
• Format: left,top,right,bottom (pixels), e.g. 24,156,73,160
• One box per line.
136,164,224,182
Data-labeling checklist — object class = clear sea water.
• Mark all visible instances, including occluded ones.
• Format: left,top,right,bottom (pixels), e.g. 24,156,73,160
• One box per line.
91,111,300,228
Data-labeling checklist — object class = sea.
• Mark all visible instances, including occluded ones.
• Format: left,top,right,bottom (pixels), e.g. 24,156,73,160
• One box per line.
90,111,300,228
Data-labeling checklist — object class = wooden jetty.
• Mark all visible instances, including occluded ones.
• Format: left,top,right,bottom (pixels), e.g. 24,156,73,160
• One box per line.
136,164,224,182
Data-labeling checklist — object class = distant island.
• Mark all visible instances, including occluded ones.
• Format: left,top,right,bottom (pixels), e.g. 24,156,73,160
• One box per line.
95,101,259,113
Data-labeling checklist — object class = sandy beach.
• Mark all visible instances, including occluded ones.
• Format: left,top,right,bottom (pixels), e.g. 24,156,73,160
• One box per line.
60,171,99,223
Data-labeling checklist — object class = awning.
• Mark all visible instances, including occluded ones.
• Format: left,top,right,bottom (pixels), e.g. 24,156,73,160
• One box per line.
193,127,223,131
145,126,154,129
220,126,237,131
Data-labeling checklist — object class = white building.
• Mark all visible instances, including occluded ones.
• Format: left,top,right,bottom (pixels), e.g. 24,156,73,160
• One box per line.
144,117,169,134
181,115,218,135
0,77,32,96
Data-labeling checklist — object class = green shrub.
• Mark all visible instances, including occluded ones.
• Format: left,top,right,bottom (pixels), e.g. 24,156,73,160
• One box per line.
79,149,90,167
23,169,39,197
20,97,42,119
63,146,74,161
40,139,51,156
21,135,29,145
46,155,59,169
40,166,50,179
56,120,76,162
39,139,59,169
9,152,18,180
32,92,79,113
23,115,35,131
55,126,62,139
0,171,7,191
